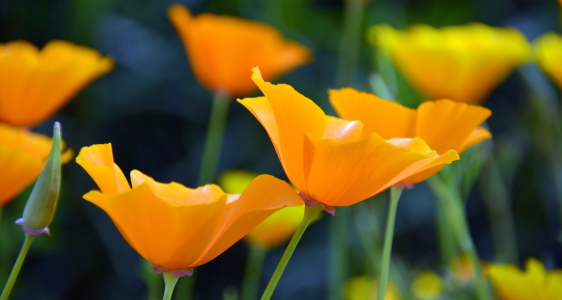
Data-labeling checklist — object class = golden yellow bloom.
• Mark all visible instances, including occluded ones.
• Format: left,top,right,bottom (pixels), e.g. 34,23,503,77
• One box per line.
76,144,303,273
488,258,562,300
167,4,311,97
344,276,400,300
411,271,442,300
370,23,530,103
0,40,114,127
330,88,491,184
534,32,562,89
219,169,304,249
238,67,458,209
0,123,72,206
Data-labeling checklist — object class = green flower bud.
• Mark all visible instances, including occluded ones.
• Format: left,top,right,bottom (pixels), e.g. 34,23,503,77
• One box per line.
20,122,62,234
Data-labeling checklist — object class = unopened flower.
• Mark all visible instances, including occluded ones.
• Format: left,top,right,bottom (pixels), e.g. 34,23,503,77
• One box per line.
369,23,530,103
76,144,303,274
330,88,491,184
0,40,114,126
238,67,458,210
167,4,311,97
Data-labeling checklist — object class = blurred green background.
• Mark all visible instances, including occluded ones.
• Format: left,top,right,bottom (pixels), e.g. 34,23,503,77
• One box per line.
0,0,561,299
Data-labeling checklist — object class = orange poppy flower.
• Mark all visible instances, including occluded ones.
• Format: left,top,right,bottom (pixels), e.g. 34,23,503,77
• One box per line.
167,4,311,97
76,144,303,274
0,123,72,206
369,23,530,103
0,40,114,127
329,88,491,184
219,169,304,249
238,67,459,209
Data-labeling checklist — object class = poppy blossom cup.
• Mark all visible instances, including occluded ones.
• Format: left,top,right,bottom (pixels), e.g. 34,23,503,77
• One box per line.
238,67,459,210
76,143,303,275
329,88,492,184
167,4,311,97
0,40,114,127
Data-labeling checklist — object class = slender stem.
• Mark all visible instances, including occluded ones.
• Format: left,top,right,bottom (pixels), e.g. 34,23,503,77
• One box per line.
198,93,231,186
478,157,518,263
260,205,323,300
241,245,268,300
376,186,403,300
328,206,350,300
162,272,179,300
0,234,37,300
336,0,366,87
428,176,492,300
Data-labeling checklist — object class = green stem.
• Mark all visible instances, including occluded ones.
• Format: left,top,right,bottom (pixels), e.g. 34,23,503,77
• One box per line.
336,0,366,87
328,206,350,300
376,186,403,300
0,234,37,300
478,157,518,263
162,272,179,300
428,176,492,300
260,205,323,300
241,245,268,300
198,93,231,186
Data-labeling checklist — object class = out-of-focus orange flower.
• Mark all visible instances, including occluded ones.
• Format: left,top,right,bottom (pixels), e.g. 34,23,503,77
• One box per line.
167,4,311,97
238,67,459,210
219,169,304,249
487,258,562,300
369,23,530,104
76,144,303,274
534,33,562,89
330,88,491,184
0,40,114,127
344,276,400,300
0,123,72,206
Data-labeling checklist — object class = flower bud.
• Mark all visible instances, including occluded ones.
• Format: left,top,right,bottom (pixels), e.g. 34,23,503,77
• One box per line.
19,122,62,235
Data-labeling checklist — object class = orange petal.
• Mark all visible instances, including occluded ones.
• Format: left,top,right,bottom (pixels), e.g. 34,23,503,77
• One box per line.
244,205,304,249
457,127,492,153
83,183,227,270
329,88,416,139
75,144,130,194
193,174,303,266
0,146,43,206
240,67,326,189
168,4,310,97
323,116,364,142
301,133,458,206
0,40,113,126
415,99,491,154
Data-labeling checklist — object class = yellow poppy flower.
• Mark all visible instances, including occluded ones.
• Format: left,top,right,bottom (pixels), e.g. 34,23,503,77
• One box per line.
76,144,303,274
534,32,562,89
411,271,442,300
369,23,530,104
219,169,304,249
238,67,459,209
344,276,400,300
329,88,491,184
0,123,72,206
167,4,311,97
487,258,562,300
0,40,114,127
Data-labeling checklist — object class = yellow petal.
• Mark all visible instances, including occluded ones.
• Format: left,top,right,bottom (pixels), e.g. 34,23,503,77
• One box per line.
415,99,491,155
193,174,303,266
75,144,130,194
329,88,416,139
534,33,562,89
244,205,304,249
167,4,310,97
301,133,458,206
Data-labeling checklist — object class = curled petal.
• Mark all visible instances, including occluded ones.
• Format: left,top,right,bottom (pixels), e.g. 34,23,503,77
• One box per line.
76,144,130,194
